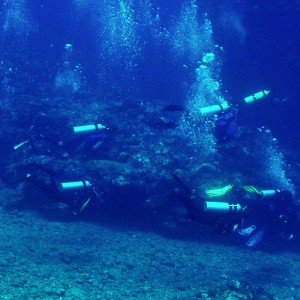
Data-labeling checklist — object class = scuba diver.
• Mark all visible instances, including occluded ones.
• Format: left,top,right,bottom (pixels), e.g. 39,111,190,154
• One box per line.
172,174,299,247
19,163,102,217
38,123,109,158
142,101,238,142
198,90,270,142
209,108,238,143
141,90,269,145
14,120,110,158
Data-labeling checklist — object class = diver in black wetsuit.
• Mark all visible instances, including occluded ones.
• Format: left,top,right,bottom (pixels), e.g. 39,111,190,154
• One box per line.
20,163,102,216
211,108,238,143
143,103,238,143
12,112,110,158
172,174,299,247
30,123,109,158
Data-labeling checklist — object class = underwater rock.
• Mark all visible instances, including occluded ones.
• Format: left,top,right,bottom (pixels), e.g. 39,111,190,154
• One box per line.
85,159,132,174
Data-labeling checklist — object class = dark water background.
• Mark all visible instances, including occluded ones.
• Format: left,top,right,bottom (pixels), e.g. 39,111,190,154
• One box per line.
1,1,300,298
2,0,299,144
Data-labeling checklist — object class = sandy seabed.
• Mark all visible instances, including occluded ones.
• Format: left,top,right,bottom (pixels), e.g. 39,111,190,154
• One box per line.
0,188,300,300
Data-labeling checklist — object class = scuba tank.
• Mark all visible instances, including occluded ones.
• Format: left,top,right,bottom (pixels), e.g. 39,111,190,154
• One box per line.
204,201,242,214
58,180,92,192
244,90,270,104
200,102,230,115
73,124,107,135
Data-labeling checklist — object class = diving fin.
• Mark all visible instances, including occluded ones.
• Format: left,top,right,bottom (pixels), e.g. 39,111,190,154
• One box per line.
171,173,192,196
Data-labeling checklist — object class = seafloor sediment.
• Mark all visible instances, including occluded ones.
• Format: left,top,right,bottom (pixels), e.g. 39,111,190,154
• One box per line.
0,186,299,300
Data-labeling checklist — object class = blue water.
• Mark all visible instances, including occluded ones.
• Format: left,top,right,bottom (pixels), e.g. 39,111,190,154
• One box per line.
2,1,299,135
1,1,300,298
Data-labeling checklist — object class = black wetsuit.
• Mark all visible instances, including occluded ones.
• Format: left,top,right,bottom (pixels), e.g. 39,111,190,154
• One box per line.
23,164,96,215
174,178,299,244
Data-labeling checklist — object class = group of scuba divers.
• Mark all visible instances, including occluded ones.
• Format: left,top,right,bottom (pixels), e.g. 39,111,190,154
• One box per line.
14,89,300,248
14,123,108,215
